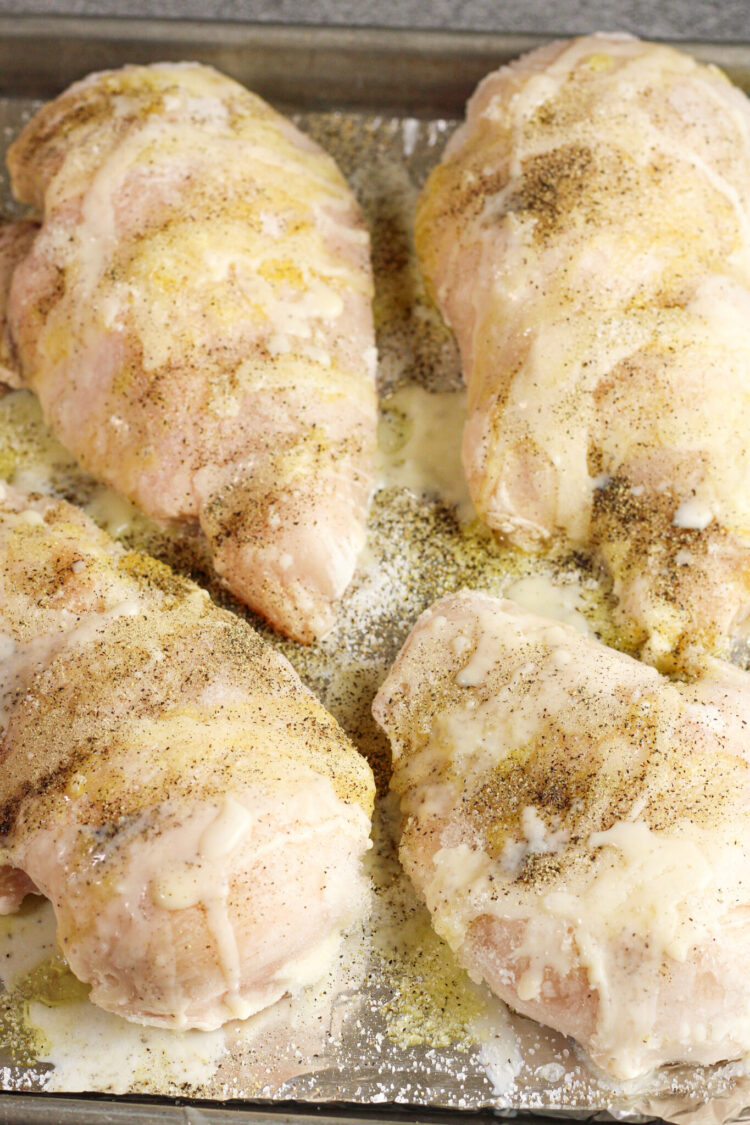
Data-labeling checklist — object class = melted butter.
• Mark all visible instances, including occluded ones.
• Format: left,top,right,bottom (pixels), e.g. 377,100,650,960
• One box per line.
22,954,90,1008
0,390,147,538
0,899,226,1095
0,897,59,989
149,800,254,1004
364,794,524,1088
379,908,485,1049
199,796,253,861
504,575,593,636
367,795,489,1050
0,391,198,581
32,998,226,1096
0,897,364,1097
85,487,146,539
0,389,79,495
0,899,58,1067
377,386,475,522
0,904,88,1067
0,981,49,1068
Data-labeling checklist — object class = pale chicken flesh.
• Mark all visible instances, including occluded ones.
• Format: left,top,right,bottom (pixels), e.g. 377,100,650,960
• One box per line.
0,483,375,1029
0,220,36,386
374,591,750,1079
415,35,750,670
5,63,377,643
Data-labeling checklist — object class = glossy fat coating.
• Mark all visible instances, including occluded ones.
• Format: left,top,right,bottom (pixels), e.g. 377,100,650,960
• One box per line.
374,591,750,1078
0,484,374,1029
416,35,750,670
6,63,377,643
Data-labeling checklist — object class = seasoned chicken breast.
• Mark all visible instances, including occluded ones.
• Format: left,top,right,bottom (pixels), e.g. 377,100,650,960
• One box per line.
0,484,374,1029
416,35,750,670
5,63,377,643
0,220,36,386
374,591,750,1078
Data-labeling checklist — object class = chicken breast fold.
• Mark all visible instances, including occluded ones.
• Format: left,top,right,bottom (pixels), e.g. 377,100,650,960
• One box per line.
6,63,377,643
0,484,374,1029
416,35,750,669
374,591,750,1078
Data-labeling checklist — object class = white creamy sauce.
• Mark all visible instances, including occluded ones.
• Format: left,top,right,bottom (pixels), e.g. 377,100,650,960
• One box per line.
0,891,363,1096
471,1006,524,1097
582,820,717,959
0,898,59,989
421,812,750,1079
0,392,160,547
501,807,570,879
149,799,255,1008
33,998,226,1096
673,498,715,531
503,575,592,636
0,899,225,1095
199,796,253,861
85,487,143,539
145,790,368,1027
377,386,475,522
506,314,653,543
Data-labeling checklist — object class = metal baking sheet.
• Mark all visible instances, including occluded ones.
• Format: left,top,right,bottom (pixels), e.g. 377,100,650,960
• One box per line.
2,16,750,1125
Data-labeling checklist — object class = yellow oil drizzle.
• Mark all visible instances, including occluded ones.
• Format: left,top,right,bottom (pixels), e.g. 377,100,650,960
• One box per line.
367,796,487,1051
0,951,89,1067
379,909,486,1050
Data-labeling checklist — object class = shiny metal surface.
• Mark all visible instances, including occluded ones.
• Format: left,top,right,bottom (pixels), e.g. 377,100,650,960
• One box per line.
0,17,747,111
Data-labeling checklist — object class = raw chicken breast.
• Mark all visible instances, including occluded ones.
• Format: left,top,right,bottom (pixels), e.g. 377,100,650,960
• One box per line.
374,591,750,1078
0,221,36,386
416,35,750,670
0,483,374,1029
6,63,377,643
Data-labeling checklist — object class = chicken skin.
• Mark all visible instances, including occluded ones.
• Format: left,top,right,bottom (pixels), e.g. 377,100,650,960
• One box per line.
416,36,750,670
374,591,750,1079
0,484,374,1029
5,63,377,643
